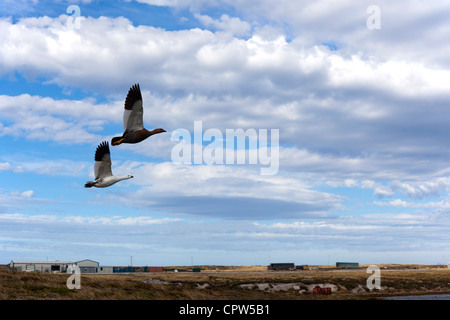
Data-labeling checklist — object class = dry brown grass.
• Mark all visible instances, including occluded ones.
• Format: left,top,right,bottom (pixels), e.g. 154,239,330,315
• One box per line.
1,264,450,300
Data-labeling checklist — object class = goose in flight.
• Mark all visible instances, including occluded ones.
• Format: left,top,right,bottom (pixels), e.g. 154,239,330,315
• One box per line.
84,141,133,188
111,83,166,146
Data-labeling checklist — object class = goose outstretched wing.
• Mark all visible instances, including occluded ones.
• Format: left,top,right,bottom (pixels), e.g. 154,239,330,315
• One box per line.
94,141,113,179
123,83,144,134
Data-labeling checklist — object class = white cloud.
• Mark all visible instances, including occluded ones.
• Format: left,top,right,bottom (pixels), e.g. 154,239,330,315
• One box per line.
0,13,448,179
195,13,251,37
0,162,12,171
1,208,449,264
2,14,449,100
111,161,343,219
20,190,34,198
0,189,45,213
9,190,34,198
1,15,449,158
136,0,186,7
0,94,119,144
389,178,450,199
374,199,450,209
153,0,450,67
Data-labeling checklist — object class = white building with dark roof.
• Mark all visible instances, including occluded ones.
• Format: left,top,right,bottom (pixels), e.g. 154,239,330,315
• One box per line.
10,259,99,273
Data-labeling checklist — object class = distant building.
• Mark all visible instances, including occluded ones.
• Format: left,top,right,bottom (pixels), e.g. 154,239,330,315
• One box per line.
10,260,73,272
268,263,295,271
9,259,165,274
98,266,115,274
336,262,359,269
76,259,99,273
10,259,99,273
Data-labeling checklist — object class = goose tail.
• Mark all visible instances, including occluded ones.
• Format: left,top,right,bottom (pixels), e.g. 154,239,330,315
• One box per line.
84,181,95,188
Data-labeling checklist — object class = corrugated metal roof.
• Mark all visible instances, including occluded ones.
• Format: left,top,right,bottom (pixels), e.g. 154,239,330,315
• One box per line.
76,259,99,264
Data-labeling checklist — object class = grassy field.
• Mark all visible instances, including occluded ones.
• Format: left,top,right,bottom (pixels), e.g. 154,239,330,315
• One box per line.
1,264,450,300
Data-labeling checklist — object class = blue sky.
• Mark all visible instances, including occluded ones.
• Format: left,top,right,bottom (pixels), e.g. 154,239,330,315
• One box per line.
1,0,450,267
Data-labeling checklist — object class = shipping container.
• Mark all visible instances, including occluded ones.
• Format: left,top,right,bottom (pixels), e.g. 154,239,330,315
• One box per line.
113,267,134,273
336,262,359,269
147,267,163,272
268,263,295,271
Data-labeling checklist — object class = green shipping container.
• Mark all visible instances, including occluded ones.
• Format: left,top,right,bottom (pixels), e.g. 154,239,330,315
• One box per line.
336,262,359,269
192,268,201,272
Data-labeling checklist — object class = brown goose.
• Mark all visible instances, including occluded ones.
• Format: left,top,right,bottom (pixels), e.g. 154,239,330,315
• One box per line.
111,83,166,146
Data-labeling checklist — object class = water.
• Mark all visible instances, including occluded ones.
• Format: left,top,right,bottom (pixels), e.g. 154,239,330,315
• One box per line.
386,294,450,300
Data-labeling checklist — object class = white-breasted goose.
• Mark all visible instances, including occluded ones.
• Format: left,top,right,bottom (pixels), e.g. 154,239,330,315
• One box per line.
111,83,166,146
84,141,133,188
